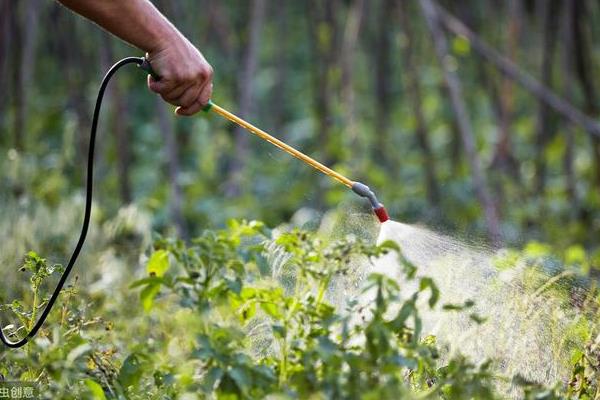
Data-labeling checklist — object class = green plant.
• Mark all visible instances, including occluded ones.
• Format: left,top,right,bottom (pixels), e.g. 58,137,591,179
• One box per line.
3,221,597,399
129,221,501,398
1,251,63,339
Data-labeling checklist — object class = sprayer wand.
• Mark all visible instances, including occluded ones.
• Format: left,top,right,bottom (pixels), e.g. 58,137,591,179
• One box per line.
206,101,389,223
139,58,389,223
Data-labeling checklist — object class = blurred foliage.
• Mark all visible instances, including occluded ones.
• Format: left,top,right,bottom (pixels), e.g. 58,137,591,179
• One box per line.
0,0,599,249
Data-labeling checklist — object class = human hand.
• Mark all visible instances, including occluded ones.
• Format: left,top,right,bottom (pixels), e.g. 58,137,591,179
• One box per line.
146,34,213,116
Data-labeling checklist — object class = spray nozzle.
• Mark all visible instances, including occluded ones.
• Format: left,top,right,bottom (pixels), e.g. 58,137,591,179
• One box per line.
352,182,389,223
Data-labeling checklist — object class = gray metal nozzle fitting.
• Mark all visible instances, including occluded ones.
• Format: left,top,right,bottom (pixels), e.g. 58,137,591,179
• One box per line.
351,182,383,209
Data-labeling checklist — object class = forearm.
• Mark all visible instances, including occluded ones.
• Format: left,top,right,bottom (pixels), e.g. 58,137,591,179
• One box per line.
57,0,180,53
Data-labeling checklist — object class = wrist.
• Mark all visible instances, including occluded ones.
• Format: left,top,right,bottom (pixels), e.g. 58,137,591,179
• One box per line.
148,23,185,55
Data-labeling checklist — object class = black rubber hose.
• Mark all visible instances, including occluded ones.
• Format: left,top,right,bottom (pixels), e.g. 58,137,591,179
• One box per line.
0,57,145,348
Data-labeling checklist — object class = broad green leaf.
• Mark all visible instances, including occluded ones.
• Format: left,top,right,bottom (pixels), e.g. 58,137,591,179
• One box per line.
118,353,150,388
141,283,161,312
260,302,281,319
147,249,170,277
84,379,107,400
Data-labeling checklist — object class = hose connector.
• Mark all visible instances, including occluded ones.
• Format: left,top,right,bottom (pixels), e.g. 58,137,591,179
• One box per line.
351,182,389,223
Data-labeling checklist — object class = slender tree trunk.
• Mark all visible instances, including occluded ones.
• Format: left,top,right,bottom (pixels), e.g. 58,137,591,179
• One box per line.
11,2,23,151
271,0,289,134
340,0,365,154
0,0,12,126
491,0,520,180
573,0,600,192
98,34,132,204
206,1,234,59
533,0,559,194
112,88,132,204
62,13,92,167
226,0,266,197
561,0,577,206
13,0,42,151
398,1,440,207
307,0,341,166
445,94,463,175
156,99,188,239
373,0,394,165
420,0,501,244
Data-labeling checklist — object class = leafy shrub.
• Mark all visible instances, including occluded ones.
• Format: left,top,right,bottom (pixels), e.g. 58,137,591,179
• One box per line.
1,220,598,399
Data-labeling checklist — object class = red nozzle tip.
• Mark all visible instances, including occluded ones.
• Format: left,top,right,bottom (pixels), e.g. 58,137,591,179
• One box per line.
374,206,389,223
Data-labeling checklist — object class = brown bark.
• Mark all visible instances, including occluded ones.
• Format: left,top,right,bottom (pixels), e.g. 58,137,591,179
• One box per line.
432,1,600,139
420,0,502,244
398,1,440,206
226,0,266,197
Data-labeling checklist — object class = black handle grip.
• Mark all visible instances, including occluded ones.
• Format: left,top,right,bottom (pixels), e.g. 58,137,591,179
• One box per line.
138,57,160,80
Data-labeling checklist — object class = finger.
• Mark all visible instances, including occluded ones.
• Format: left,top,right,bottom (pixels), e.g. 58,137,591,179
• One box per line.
175,100,204,116
173,84,202,108
198,82,213,106
162,81,195,101
160,94,181,107
147,75,177,94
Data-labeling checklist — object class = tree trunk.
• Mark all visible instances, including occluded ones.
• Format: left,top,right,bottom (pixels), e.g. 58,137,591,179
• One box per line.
491,0,520,180
420,0,501,244
226,0,266,197
573,0,600,192
98,34,132,204
13,0,42,152
307,0,341,166
156,99,188,239
112,87,132,204
61,12,92,168
561,0,577,206
271,0,290,134
340,0,365,156
372,0,394,165
398,1,440,207
533,0,559,194
0,0,13,126
206,1,234,59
